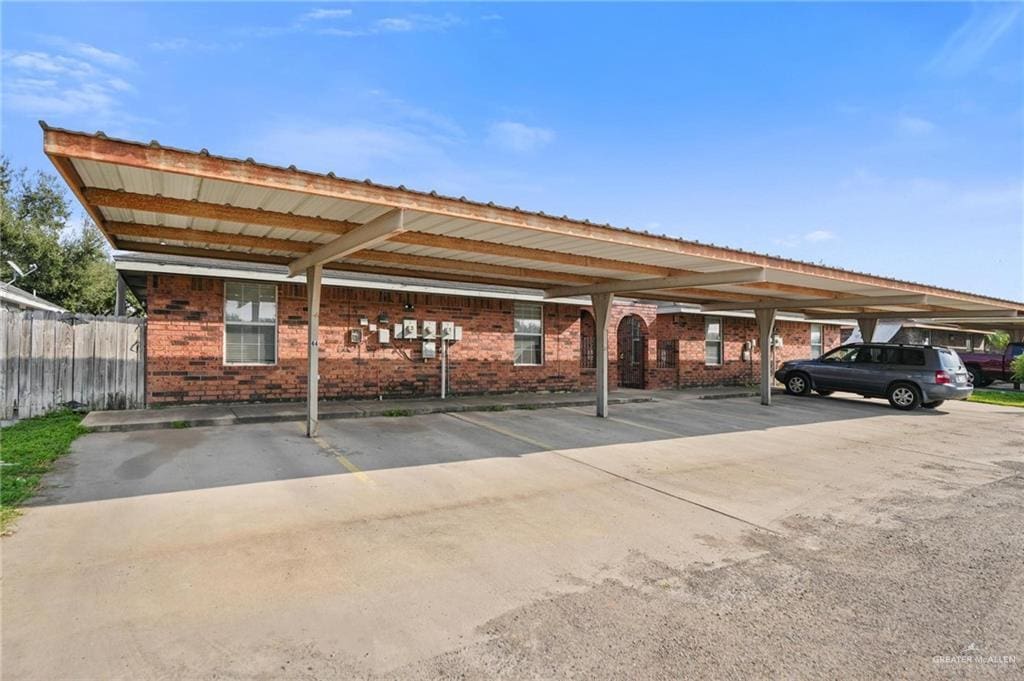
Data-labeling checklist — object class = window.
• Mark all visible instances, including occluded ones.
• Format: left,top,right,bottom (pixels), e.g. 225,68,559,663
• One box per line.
937,349,964,371
809,324,823,359
704,317,723,366
821,345,859,363
882,347,926,366
225,282,277,364
513,302,544,366
580,311,596,369
855,346,885,364
657,340,678,368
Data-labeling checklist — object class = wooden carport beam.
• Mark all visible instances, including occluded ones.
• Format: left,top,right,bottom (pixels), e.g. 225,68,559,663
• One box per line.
544,267,767,299
801,309,1020,320
288,209,405,277
84,188,695,278
701,294,932,312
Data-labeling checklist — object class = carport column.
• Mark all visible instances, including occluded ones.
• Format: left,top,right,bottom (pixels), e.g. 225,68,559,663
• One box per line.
115,275,127,316
857,317,878,344
306,264,323,438
591,292,614,418
755,308,776,406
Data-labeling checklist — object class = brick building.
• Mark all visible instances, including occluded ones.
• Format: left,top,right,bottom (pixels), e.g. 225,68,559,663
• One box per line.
119,254,841,405
46,126,1022,428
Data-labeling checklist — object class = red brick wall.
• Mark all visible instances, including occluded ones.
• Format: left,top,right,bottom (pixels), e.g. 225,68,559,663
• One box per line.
146,274,589,404
145,274,842,404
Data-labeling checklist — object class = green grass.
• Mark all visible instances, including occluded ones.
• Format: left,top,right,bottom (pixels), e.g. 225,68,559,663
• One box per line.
1,409,89,532
968,389,1024,408
382,408,414,417
170,420,191,429
480,405,508,412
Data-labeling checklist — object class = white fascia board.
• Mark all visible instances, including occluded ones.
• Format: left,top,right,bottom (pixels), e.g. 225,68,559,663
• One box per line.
115,257,586,305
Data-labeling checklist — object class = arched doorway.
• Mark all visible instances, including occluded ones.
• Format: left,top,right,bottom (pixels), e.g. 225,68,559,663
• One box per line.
617,315,647,388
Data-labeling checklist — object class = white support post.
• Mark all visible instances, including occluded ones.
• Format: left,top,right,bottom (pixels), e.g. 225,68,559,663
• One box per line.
857,317,878,343
755,308,776,406
591,292,614,418
306,264,323,437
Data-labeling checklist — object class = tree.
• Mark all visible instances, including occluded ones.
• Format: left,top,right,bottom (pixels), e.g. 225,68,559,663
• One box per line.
986,330,1010,352
1,157,118,314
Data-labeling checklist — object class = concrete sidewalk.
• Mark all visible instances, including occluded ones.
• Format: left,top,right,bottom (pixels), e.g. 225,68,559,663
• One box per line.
80,390,655,432
79,385,769,432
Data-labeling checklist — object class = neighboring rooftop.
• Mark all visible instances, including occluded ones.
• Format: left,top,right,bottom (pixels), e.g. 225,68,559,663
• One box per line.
0,282,65,313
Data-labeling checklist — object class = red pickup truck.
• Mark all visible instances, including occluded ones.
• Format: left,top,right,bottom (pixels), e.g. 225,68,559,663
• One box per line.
957,342,1023,386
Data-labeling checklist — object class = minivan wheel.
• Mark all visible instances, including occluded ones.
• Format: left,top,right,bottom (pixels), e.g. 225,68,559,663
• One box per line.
921,400,944,409
967,366,984,387
887,383,921,411
784,372,811,396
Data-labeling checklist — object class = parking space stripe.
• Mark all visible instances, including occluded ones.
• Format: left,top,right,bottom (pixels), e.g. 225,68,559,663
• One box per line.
564,407,685,438
447,412,779,535
311,435,374,485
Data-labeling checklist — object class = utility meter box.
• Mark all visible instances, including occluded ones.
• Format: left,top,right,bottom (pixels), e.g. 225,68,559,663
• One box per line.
403,318,417,339
393,322,404,340
359,317,369,327
378,328,390,344
441,321,455,339
422,340,436,359
772,335,784,348
453,326,463,341
350,328,363,343
422,321,437,340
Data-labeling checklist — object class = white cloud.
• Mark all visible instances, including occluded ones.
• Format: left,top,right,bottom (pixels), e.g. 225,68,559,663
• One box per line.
487,121,555,153
318,13,461,37
66,42,134,70
773,230,838,248
2,40,137,125
241,10,460,39
804,229,836,243
928,4,1021,76
149,37,234,52
895,114,937,136
300,8,353,22
39,36,135,70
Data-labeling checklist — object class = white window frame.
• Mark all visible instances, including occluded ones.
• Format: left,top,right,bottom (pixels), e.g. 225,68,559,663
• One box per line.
223,280,278,366
809,323,823,359
704,316,723,366
513,301,544,366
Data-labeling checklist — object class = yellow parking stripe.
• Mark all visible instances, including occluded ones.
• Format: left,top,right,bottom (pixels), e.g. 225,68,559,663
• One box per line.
312,435,373,485
565,407,683,438
447,412,555,450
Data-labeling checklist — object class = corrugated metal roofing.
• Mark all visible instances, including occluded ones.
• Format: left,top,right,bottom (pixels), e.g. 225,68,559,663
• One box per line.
42,122,1024,315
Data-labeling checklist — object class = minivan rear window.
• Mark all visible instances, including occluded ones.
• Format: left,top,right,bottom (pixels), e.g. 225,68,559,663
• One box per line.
938,349,963,370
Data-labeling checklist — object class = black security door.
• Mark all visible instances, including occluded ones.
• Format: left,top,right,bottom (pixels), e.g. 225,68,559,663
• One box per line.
617,316,647,388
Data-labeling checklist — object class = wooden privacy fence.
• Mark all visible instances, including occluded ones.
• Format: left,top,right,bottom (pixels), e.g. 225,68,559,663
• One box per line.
1,310,146,419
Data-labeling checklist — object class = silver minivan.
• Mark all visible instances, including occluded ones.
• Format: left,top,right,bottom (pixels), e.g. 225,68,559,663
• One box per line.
774,343,973,410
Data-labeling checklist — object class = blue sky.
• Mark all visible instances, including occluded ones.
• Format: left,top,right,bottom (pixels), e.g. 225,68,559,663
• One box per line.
3,2,1022,301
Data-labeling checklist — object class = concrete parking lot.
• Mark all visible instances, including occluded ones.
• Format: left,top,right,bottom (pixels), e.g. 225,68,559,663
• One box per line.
2,394,1022,679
